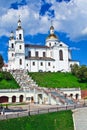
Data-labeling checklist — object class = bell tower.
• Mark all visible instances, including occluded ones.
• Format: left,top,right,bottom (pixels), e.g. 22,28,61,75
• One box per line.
14,17,25,70
8,31,15,70
16,16,24,41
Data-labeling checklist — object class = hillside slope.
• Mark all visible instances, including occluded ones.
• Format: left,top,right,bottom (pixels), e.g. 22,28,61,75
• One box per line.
29,72,87,90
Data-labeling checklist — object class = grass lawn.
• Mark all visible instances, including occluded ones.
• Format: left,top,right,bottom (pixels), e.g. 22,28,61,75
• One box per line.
29,72,87,90
0,71,20,89
0,110,74,130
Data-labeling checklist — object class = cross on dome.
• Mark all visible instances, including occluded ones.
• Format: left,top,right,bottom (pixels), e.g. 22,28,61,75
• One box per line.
17,15,22,29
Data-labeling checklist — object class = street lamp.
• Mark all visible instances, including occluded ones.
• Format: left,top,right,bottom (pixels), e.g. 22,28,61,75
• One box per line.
28,100,30,116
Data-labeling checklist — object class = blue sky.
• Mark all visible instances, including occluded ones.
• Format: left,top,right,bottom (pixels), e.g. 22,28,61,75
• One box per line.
0,0,87,65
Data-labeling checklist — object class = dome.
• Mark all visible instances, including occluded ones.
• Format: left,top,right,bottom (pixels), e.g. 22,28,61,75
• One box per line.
50,25,54,30
46,34,58,40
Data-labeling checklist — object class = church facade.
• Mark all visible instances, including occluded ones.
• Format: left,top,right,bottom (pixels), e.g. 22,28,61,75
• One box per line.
8,19,79,72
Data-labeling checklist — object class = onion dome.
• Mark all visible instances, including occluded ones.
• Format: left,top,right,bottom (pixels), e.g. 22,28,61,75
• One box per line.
10,31,14,40
46,34,58,40
46,25,58,40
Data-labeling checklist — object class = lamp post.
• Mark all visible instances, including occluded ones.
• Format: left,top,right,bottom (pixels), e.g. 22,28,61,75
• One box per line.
28,100,30,116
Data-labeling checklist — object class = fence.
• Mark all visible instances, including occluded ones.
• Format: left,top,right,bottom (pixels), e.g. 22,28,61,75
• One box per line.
0,104,86,120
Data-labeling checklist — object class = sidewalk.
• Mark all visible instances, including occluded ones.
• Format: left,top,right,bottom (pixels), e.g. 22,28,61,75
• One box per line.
73,107,87,130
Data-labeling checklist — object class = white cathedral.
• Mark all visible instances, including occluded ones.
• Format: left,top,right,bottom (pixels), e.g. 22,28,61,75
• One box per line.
8,19,79,72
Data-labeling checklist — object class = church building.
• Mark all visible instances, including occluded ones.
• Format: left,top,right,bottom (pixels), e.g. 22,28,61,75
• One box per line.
8,18,79,72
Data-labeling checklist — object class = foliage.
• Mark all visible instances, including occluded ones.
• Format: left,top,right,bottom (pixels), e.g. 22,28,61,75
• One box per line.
70,64,79,75
29,72,87,89
0,71,20,89
0,54,4,69
0,110,74,130
0,71,12,81
71,64,87,82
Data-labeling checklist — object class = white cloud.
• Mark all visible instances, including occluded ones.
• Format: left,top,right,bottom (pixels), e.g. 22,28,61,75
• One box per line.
82,27,87,35
0,0,87,41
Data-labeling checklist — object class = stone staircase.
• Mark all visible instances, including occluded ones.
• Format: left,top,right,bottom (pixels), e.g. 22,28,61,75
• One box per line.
43,88,76,105
10,70,76,105
10,70,38,90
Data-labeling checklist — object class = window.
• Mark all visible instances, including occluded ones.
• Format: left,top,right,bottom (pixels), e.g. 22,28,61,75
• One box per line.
35,51,38,57
59,50,63,60
28,51,31,57
49,43,51,47
43,52,46,57
19,45,22,49
32,62,35,66
60,44,62,46
12,43,14,48
19,34,22,40
12,53,14,57
48,62,51,66
19,59,22,65
40,62,43,66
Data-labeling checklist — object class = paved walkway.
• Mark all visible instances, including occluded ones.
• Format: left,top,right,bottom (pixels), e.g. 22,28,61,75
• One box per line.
73,107,87,130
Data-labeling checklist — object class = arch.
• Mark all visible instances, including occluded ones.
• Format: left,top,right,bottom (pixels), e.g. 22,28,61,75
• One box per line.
59,50,63,60
12,96,16,103
19,95,23,102
76,93,79,100
0,96,8,103
70,93,73,98
31,96,34,103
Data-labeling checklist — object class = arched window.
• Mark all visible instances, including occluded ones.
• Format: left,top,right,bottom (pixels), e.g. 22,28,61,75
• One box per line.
19,34,22,40
19,45,22,49
12,53,14,57
76,94,79,100
43,52,46,57
31,96,34,103
19,59,22,65
70,93,73,98
12,43,14,48
49,43,51,47
19,95,23,102
59,50,63,60
12,96,16,103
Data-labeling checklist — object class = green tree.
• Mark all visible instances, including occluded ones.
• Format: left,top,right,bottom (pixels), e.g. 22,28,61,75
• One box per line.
70,64,79,75
84,71,87,80
0,54,4,70
76,65,87,82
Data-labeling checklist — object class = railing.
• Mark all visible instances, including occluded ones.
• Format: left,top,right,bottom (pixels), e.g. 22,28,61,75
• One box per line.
0,104,86,120
59,88,80,91
0,89,22,93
